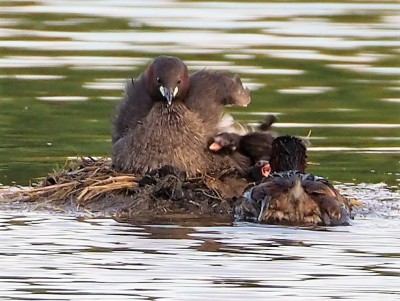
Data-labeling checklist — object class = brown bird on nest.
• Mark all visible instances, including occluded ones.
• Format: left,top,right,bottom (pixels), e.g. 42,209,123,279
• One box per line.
112,56,253,178
235,135,352,226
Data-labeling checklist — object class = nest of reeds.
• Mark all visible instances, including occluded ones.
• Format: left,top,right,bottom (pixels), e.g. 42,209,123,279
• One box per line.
7,157,250,222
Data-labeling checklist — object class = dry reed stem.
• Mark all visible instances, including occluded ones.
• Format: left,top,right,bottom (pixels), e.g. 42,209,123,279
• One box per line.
72,175,138,203
16,161,141,203
77,181,138,203
28,182,78,193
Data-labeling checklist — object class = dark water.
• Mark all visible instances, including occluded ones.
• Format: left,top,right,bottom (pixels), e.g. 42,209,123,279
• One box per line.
0,0,399,186
0,1,400,299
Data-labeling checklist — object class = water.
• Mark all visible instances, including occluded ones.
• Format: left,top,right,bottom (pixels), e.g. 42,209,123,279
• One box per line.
1,211,400,300
0,0,399,299
0,0,399,186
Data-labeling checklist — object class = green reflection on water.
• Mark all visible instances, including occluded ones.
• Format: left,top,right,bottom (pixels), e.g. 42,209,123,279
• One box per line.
0,1,399,186
308,152,399,186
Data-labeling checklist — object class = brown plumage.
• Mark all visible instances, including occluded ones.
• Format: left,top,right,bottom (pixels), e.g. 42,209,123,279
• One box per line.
209,115,277,163
235,135,351,226
208,115,278,181
269,134,308,173
112,56,252,177
112,56,190,143
113,102,215,176
208,131,275,182
185,71,251,137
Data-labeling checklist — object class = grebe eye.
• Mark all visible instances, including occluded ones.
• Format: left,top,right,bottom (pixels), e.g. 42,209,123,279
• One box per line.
156,77,161,84
177,80,182,85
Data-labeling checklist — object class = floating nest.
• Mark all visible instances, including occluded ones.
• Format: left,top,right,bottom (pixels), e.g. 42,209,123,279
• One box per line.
3,157,250,223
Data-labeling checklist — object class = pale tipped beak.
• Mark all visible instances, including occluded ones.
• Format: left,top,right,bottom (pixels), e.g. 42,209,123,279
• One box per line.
159,86,177,106
209,142,222,152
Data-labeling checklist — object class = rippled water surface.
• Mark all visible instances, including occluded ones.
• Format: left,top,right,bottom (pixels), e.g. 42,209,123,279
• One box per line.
0,0,399,186
0,0,399,299
1,209,400,301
